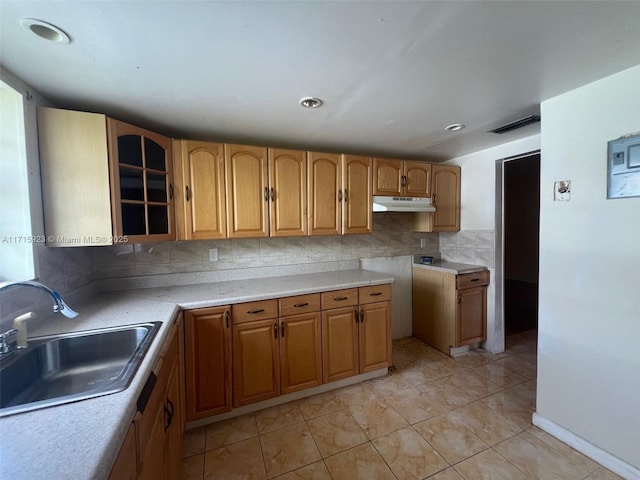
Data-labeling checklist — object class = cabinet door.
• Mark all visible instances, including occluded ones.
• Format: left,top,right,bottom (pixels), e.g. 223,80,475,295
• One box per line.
359,302,392,373
280,312,322,394
225,144,269,238
107,119,175,242
342,155,372,235
233,319,280,407
269,149,307,237
185,307,232,420
108,423,137,480
404,161,432,197
164,361,182,480
138,399,166,480
431,165,461,231
456,286,487,346
322,307,359,383
372,158,403,196
174,140,226,240
308,152,341,236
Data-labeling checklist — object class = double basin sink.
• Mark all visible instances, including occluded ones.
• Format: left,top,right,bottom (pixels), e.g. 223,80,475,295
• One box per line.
0,322,161,417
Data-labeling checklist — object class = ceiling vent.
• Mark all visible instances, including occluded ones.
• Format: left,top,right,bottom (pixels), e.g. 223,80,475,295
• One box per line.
489,115,540,134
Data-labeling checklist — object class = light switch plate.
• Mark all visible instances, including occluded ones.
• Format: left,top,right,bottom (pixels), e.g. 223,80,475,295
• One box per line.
208,248,218,262
554,180,571,201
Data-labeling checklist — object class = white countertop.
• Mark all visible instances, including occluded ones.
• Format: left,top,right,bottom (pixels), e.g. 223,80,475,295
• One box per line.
412,261,488,274
0,269,393,480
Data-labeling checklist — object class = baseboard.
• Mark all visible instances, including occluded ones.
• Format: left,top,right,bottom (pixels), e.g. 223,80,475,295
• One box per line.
532,413,640,480
186,367,388,430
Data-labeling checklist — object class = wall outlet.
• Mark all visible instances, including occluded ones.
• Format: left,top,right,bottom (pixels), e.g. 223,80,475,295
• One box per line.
554,180,571,201
208,248,218,262
420,238,426,248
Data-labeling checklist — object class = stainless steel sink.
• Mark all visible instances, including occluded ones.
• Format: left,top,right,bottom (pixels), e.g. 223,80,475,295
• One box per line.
0,322,161,417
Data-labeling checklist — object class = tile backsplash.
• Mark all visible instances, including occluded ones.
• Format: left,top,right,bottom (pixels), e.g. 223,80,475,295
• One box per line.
93,213,438,289
439,229,495,268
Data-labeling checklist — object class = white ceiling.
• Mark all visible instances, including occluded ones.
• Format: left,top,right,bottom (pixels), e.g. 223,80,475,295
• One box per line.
1,1,639,161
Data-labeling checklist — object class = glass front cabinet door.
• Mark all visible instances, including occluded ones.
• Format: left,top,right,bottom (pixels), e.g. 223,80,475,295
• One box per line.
107,119,175,242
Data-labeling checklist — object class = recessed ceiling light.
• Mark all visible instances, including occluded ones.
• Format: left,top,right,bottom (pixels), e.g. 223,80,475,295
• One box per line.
20,18,71,44
445,123,465,132
300,97,323,109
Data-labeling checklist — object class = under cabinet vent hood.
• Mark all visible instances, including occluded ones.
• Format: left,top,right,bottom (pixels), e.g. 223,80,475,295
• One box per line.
372,196,435,213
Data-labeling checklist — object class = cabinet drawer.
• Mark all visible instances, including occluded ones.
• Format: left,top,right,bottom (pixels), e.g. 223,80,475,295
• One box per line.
232,299,278,324
279,294,320,316
456,270,490,289
321,288,358,309
358,284,391,304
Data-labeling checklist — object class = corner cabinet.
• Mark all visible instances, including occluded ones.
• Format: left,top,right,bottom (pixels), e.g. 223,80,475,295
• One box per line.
308,152,372,236
412,267,488,355
38,107,175,246
412,164,461,232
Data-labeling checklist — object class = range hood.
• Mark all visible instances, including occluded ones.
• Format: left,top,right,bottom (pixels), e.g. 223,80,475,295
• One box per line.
372,196,435,213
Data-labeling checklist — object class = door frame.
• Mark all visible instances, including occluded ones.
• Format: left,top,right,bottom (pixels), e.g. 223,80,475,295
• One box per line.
494,149,540,351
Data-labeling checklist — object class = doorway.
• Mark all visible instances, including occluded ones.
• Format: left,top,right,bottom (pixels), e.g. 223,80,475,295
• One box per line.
496,151,540,339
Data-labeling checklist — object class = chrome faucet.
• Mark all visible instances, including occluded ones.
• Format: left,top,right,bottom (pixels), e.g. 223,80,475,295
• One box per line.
0,280,78,319
0,281,78,354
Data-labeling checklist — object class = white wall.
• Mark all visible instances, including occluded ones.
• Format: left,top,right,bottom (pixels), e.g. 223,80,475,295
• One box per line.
445,134,541,352
537,65,640,470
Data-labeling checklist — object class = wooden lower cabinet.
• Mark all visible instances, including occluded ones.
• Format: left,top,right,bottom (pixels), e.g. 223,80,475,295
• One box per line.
359,302,392,373
412,267,488,354
108,423,137,480
322,287,392,383
136,316,184,480
233,318,280,407
280,312,322,394
185,306,232,420
322,306,359,383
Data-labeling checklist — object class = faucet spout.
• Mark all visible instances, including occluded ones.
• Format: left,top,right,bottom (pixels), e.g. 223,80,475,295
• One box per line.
0,281,78,318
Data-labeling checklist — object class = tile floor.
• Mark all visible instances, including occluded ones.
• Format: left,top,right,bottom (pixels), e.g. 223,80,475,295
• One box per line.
181,330,622,480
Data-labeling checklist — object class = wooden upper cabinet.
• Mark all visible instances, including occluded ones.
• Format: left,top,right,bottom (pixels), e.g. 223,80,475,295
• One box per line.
373,158,403,196
342,155,372,234
404,161,432,197
308,152,341,236
37,107,174,246
373,158,431,198
431,164,461,231
268,149,307,237
184,306,232,421
107,119,175,242
225,144,269,238
173,140,226,240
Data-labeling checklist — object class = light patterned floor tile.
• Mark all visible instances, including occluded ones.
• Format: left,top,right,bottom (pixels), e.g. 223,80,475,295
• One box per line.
383,386,444,424
526,426,600,474
347,397,408,439
183,425,206,458
370,373,415,396
414,414,488,464
306,408,367,457
182,453,204,480
324,443,396,480
583,467,625,479
426,467,465,479
453,448,527,479
481,390,534,430
260,422,321,478
205,414,258,450
273,461,332,480
447,401,524,445
334,382,380,406
203,437,266,480
372,427,449,480
417,380,475,411
255,402,305,434
495,431,594,480
298,391,345,420
447,370,503,399
471,362,528,388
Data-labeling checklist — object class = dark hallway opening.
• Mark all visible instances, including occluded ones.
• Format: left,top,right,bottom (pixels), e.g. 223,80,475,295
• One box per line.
504,153,540,335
